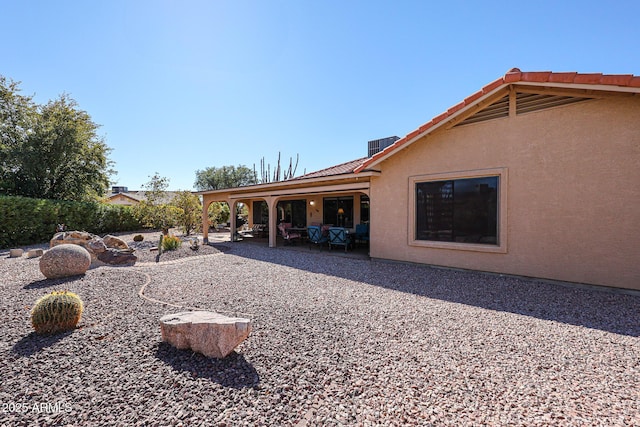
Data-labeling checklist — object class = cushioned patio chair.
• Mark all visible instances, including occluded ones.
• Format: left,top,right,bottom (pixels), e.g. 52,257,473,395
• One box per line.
354,223,369,247
307,225,328,250
278,222,301,245
328,227,350,252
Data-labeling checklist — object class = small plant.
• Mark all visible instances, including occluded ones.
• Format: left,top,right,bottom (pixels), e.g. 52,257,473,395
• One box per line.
133,234,144,242
31,290,84,335
161,234,182,252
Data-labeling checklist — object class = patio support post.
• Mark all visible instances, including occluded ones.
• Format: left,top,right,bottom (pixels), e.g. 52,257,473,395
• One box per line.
267,197,278,248
229,199,237,242
202,196,211,244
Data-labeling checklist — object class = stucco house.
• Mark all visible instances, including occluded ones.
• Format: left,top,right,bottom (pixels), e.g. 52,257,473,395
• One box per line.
104,186,178,206
198,69,640,290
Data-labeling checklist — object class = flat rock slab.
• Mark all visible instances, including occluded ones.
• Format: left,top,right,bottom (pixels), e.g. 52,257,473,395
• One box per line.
27,249,43,258
9,249,24,258
160,311,252,359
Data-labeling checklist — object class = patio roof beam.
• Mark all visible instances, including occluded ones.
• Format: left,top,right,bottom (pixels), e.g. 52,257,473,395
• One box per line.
227,182,370,200
195,171,379,197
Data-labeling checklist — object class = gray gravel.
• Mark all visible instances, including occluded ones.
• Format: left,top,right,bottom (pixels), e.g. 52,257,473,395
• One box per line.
1,234,639,426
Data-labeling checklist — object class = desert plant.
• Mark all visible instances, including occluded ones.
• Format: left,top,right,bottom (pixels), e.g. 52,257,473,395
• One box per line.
31,290,84,335
133,234,144,242
161,234,182,252
171,190,202,236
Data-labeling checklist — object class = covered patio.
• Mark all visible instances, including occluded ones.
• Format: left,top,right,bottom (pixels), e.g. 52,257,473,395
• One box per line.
197,158,376,250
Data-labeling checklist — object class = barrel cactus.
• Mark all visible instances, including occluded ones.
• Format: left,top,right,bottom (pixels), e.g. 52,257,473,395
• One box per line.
31,290,84,335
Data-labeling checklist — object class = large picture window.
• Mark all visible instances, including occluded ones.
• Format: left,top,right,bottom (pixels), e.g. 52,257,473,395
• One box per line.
416,176,498,245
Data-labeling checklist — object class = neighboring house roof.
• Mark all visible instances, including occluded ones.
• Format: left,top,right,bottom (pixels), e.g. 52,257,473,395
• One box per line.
105,193,144,203
293,157,368,180
105,191,179,204
354,68,640,173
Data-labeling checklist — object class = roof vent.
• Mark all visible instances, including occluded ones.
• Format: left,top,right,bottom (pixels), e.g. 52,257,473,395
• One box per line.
112,186,128,194
368,136,400,157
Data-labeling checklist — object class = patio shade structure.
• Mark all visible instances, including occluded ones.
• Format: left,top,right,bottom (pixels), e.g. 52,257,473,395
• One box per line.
196,158,376,248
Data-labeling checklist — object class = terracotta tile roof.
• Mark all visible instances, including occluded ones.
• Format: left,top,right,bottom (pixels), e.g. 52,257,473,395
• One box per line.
354,68,640,173
293,157,369,180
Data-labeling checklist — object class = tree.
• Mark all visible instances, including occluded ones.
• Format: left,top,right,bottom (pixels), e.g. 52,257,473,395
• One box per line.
194,165,257,191
172,190,202,236
142,172,169,205
208,202,230,228
134,173,180,232
0,76,36,194
0,76,113,201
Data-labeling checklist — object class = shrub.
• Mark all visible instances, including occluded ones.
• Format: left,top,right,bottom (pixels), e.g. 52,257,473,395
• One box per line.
0,195,143,249
171,190,202,236
31,290,84,335
161,234,182,251
133,234,144,242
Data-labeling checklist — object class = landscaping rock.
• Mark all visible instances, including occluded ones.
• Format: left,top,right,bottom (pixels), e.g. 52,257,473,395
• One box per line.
50,231,93,248
102,235,129,250
9,249,24,258
39,244,91,279
86,238,108,254
95,248,137,266
159,311,252,359
48,231,137,267
26,249,43,258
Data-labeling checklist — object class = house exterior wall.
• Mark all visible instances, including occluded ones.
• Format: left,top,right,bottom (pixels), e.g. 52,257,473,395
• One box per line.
370,97,640,290
105,194,138,206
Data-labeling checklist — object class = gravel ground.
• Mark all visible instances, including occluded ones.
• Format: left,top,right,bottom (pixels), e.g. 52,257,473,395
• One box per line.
1,234,639,426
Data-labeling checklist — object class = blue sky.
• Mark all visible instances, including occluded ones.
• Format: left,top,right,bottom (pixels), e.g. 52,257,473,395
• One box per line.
2,0,638,191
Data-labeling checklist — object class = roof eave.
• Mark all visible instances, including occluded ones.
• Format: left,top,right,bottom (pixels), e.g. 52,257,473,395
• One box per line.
354,72,640,173
195,170,380,196
354,80,508,172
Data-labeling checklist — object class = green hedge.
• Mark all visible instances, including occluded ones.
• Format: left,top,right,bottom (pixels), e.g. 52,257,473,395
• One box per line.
0,195,143,249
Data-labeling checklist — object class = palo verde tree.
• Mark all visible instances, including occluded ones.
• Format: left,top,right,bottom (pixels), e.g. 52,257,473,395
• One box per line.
171,190,202,236
0,76,112,201
134,173,180,232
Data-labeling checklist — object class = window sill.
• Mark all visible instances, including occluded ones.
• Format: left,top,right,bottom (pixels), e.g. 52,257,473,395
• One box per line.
409,239,507,253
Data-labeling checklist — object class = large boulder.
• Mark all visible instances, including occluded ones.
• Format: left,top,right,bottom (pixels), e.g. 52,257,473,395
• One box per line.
39,244,91,279
159,311,252,359
95,248,137,266
50,231,93,248
49,231,136,267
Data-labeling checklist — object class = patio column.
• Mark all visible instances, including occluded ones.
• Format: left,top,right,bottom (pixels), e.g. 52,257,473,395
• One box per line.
202,196,212,244
229,199,238,242
267,196,278,248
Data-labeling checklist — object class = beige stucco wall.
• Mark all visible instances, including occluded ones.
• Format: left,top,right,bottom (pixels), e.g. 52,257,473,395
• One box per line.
370,97,640,290
105,195,137,206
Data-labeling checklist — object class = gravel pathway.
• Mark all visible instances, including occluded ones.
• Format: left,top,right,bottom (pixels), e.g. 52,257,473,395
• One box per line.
1,237,639,426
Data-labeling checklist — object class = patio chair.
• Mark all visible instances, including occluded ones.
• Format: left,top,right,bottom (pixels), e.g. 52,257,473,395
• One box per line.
354,223,369,247
328,227,351,252
278,222,301,245
307,225,328,250
251,223,268,238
